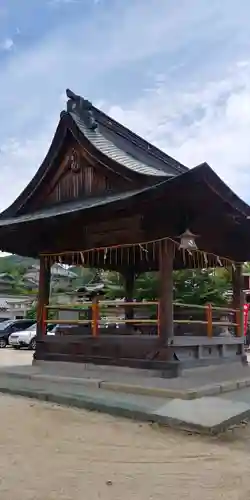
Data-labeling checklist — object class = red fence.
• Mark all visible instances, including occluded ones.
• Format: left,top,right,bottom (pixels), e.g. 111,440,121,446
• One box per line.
44,300,242,337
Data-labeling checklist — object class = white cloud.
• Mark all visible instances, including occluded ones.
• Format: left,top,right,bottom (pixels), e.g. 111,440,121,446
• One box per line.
106,61,250,199
0,118,57,212
0,38,14,51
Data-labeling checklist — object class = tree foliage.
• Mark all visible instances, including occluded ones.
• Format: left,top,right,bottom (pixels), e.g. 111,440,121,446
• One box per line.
0,254,238,307
105,268,231,306
173,269,230,306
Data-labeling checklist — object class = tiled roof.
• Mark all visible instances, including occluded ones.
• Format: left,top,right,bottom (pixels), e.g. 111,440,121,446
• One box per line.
71,112,168,177
0,273,15,281
30,263,78,278
66,89,188,178
91,106,188,176
0,296,31,309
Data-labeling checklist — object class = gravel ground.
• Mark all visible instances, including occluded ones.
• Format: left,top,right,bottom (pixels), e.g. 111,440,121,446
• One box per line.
0,394,250,499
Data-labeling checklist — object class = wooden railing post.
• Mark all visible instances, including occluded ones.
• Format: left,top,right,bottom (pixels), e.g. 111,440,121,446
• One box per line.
42,308,47,336
236,309,241,337
158,240,174,341
91,297,99,337
206,303,213,337
232,263,244,337
157,301,160,336
37,257,51,339
123,268,135,327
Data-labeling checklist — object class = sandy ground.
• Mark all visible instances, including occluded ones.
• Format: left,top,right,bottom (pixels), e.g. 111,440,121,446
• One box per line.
0,348,32,366
0,395,250,500
1,349,250,499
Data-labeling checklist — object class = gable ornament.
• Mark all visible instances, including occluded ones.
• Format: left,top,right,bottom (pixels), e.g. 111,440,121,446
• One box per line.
68,149,80,173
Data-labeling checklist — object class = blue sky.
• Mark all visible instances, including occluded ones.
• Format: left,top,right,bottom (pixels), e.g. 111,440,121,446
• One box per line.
0,0,250,211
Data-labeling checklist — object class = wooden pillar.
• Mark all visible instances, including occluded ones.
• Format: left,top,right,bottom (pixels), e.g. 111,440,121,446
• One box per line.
91,295,99,337
232,263,244,336
158,240,174,342
37,257,51,338
124,268,135,323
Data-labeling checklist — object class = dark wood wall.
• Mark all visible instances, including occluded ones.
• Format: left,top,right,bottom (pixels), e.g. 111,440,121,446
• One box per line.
31,141,133,211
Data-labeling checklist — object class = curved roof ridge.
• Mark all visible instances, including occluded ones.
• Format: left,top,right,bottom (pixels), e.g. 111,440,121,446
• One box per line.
66,88,188,176
70,111,171,178
91,105,188,175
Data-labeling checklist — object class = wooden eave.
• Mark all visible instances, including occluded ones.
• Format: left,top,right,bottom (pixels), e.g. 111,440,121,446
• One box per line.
0,163,250,265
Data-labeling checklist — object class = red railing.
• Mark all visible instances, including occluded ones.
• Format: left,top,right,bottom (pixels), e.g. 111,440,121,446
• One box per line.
44,301,242,337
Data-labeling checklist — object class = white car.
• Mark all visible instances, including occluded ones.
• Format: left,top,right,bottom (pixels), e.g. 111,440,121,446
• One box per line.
9,323,55,350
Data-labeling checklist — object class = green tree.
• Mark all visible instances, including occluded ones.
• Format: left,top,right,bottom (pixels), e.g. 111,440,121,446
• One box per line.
26,302,56,321
26,304,37,320
104,269,231,306
173,269,230,306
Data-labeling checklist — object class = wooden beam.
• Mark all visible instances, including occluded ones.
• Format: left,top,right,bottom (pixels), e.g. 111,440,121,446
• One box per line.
123,268,136,323
158,240,174,342
37,257,51,338
232,263,244,336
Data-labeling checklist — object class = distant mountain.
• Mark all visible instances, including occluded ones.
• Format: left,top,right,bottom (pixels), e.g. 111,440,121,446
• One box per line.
0,255,37,273
0,255,96,290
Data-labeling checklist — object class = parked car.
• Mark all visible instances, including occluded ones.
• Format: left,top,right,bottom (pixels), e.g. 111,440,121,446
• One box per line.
0,319,36,348
9,323,55,350
48,324,79,336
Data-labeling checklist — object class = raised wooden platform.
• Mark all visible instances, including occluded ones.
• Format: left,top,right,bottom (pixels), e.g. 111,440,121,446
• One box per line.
36,334,173,364
35,335,180,376
173,336,244,362
35,331,244,376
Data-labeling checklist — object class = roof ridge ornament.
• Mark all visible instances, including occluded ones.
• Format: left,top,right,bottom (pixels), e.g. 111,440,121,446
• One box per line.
66,88,98,131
